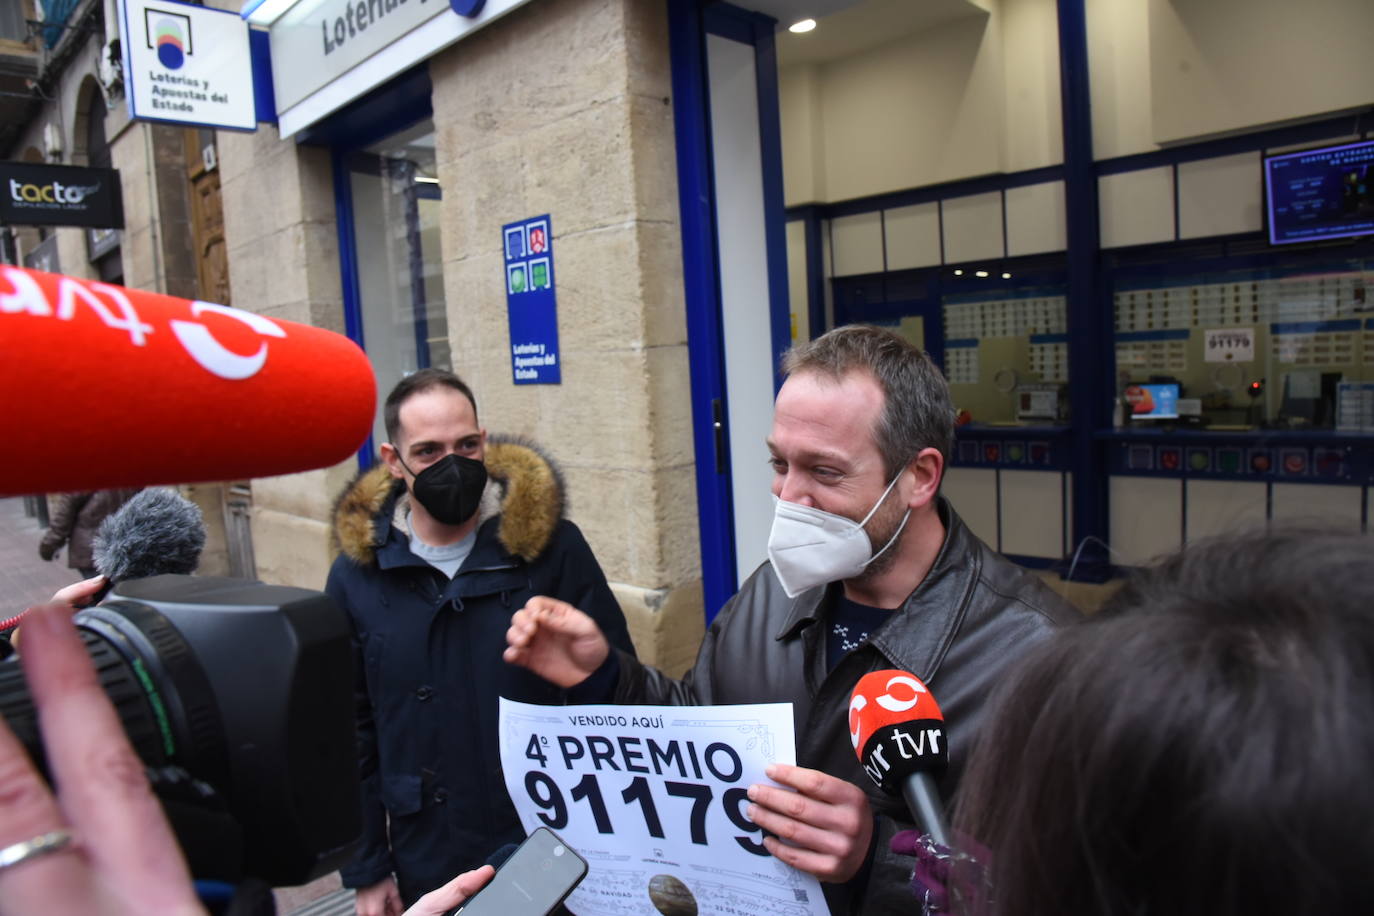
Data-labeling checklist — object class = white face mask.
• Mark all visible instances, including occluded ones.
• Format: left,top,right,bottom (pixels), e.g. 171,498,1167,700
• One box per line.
766,473,911,598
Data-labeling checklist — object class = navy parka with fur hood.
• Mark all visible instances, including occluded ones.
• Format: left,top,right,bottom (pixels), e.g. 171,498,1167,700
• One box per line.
326,436,635,904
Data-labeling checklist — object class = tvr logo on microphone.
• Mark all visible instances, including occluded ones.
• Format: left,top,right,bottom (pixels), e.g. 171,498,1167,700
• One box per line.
0,266,286,381
170,303,285,380
849,670,948,795
857,722,946,794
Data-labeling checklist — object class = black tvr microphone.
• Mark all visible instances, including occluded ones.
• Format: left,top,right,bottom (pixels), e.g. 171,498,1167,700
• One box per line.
849,669,951,847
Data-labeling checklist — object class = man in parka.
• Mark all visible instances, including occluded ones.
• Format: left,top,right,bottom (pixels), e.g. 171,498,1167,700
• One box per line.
505,326,1078,914
327,369,635,915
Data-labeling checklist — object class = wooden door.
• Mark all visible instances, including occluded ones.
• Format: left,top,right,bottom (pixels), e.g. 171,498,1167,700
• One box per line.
184,129,230,306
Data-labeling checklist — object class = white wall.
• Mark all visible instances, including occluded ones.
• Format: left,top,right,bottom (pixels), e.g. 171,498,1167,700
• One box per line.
999,0,1063,172
1110,476,1183,565
884,202,942,270
1099,166,1174,248
1148,0,1374,145
1085,0,1155,159
1088,0,1374,158
778,0,1065,207
826,183,1070,276
942,191,1004,263
1097,150,1270,250
1176,152,1262,239
830,211,883,276
1006,180,1067,255
779,64,824,205
814,13,1002,202
942,467,999,549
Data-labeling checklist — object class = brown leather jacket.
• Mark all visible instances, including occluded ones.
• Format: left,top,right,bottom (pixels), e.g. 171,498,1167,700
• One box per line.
613,498,1079,914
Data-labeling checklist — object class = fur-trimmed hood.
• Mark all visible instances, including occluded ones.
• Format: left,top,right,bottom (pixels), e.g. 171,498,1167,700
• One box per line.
331,435,566,566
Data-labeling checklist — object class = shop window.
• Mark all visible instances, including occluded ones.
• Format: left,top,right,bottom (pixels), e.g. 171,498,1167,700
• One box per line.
832,260,1071,427
346,119,449,443
942,280,1070,426
1111,257,1374,432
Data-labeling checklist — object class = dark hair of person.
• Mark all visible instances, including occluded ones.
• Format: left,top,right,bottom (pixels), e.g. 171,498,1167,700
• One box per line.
781,324,954,479
382,368,479,444
951,527,1374,916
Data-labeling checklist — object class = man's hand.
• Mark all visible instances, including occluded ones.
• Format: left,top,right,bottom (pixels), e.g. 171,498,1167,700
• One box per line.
504,597,610,687
5,577,105,652
52,576,107,609
402,865,494,916
746,763,875,883
0,604,205,915
354,876,403,916
37,541,57,562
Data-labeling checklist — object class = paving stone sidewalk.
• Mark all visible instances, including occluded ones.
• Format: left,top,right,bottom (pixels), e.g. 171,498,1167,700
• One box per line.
0,496,86,613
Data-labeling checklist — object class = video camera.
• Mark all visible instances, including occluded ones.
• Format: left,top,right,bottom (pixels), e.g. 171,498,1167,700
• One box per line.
0,575,361,886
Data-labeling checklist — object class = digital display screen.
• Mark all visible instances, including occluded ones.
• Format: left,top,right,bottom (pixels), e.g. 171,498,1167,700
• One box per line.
1264,139,1374,245
1125,383,1180,420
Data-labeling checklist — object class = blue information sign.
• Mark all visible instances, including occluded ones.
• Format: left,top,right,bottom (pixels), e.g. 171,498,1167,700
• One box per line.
503,215,561,385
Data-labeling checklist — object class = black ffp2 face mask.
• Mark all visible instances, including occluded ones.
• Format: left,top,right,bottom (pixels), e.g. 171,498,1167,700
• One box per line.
398,453,488,526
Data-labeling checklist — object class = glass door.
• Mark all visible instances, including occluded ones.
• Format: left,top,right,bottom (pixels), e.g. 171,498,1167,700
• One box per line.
345,119,449,448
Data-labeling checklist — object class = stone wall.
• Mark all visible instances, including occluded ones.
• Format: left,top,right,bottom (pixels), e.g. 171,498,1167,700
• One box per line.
427,0,703,672
217,123,353,590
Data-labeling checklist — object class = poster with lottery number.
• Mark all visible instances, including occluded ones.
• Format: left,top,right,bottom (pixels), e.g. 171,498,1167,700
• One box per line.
498,699,830,916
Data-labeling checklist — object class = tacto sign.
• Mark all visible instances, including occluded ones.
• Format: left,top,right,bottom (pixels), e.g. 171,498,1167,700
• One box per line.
9,178,100,205
0,162,124,229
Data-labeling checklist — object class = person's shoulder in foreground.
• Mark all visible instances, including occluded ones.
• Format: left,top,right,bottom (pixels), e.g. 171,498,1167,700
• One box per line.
951,525,1374,916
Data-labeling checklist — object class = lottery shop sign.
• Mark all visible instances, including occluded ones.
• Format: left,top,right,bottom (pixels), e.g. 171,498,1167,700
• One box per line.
499,699,830,916
502,214,561,385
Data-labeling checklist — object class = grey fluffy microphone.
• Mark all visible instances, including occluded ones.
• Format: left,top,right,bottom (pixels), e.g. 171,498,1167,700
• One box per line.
1,489,207,651
92,488,206,600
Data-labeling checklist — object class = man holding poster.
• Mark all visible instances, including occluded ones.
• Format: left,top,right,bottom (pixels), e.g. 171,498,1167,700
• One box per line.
506,325,1077,913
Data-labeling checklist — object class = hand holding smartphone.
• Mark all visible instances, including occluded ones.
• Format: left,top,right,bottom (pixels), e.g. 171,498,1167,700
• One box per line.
454,827,588,916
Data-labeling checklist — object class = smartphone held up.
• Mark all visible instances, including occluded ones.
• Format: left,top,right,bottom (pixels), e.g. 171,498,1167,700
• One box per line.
455,827,588,916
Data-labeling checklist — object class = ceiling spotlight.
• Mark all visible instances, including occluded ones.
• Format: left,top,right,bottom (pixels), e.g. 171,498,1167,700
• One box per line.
1001,272,1011,279
975,270,989,278
789,18,817,33
953,269,964,276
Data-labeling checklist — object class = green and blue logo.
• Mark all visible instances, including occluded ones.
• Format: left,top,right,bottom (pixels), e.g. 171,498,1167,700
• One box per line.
146,10,192,70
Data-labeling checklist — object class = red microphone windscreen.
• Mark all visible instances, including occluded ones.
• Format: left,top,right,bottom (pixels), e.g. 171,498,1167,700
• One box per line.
2,267,377,496
850,670,948,795
849,669,944,758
